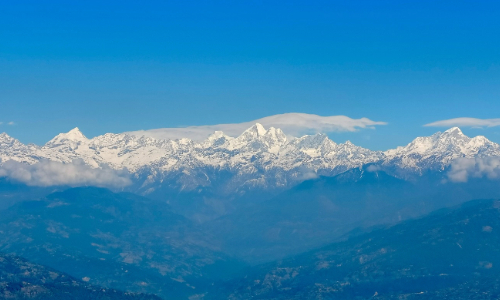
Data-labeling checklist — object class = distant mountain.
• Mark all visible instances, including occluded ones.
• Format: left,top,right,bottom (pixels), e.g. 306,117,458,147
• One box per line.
212,199,500,299
0,187,245,299
1,125,499,221
202,165,500,263
0,178,57,211
0,252,160,300
382,127,500,177
202,167,410,263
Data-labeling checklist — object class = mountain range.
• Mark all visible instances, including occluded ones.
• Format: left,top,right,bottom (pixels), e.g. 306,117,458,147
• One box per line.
1,125,498,184
1,125,499,222
2,125,500,298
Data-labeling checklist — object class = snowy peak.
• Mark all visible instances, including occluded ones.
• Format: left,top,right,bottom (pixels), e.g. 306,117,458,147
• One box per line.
206,131,229,142
203,131,233,148
291,133,331,150
386,127,470,156
382,127,500,172
240,123,267,138
264,127,286,141
0,132,15,143
1,124,500,190
68,127,86,137
44,127,90,152
443,126,464,136
229,123,288,152
262,127,287,146
435,127,469,144
45,127,88,146
65,127,88,140
0,133,28,151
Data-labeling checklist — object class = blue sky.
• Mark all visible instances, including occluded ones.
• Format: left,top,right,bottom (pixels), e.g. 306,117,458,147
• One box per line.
1,0,499,150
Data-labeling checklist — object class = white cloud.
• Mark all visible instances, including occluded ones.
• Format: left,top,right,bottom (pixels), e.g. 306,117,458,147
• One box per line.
424,118,500,128
127,113,387,141
366,165,382,172
447,157,500,183
7,122,15,126
295,166,318,181
0,159,131,188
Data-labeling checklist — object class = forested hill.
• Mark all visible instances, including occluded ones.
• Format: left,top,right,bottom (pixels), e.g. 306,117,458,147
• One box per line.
210,199,500,299
0,252,161,300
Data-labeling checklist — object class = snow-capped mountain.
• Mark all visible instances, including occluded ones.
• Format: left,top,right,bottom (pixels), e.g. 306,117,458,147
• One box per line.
382,127,500,175
1,125,499,195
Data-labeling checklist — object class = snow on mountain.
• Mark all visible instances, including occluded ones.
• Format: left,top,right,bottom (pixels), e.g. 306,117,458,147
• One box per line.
1,125,499,192
382,127,500,174
0,133,41,164
45,127,88,147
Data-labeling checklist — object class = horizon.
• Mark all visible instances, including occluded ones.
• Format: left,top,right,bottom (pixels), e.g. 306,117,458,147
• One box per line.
0,119,491,152
2,1,500,150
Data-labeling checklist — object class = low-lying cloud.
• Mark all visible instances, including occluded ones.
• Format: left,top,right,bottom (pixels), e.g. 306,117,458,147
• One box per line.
425,117,500,128
0,159,131,188
127,113,387,141
447,157,500,183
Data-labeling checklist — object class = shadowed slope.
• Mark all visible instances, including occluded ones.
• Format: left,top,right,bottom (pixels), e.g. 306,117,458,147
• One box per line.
213,199,500,299
0,252,161,300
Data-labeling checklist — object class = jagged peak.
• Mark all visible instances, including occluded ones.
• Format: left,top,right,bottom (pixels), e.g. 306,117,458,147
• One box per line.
0,132,12,139
297,133,328,141
264,127,287,140
384,127,499,159
247,123,267,136
64,127,87,139
177,138,194,145
204,131,232,146
207,130,227,140
470,135,489,141
45,127,88,146
406,128,467,144
468,135,493,146
292,133,333,149
0,132,18,143
237,123,268,140
442,127,464,136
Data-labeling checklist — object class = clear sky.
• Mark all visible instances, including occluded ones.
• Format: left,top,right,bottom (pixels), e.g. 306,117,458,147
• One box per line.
1,0,499,150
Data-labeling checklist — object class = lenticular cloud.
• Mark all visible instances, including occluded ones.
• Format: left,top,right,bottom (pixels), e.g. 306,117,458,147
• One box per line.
126,113,387,141
425,117,500,128
0,159,131,188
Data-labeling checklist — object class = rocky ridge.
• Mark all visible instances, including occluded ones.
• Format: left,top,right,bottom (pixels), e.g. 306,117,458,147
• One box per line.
0,125,499,194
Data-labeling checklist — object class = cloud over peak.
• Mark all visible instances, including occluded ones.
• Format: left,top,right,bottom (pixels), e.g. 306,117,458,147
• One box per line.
425,118,500,128
127,113,387,141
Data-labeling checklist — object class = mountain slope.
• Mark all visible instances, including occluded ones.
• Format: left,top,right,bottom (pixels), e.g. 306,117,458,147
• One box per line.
203,167,416,263
382,127,500,176
0,252,161,300
213,199,500,299
0,187,245,299
203,164,500,263
1,125,500,222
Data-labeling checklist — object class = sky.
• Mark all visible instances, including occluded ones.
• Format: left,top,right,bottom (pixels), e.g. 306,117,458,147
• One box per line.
1,0,500,150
